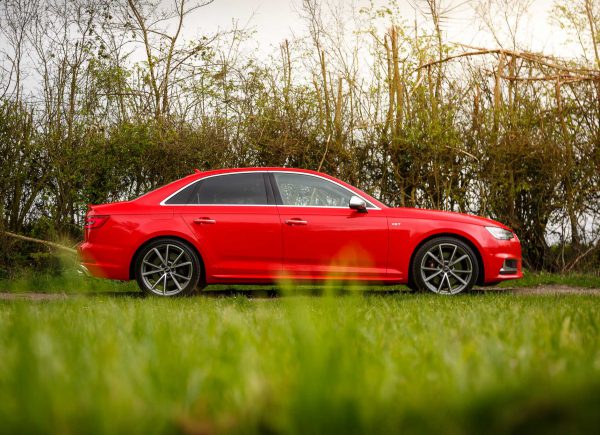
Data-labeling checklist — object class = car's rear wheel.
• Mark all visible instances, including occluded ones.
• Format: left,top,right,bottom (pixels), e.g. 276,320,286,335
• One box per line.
412,237,479,295
135,238,201,297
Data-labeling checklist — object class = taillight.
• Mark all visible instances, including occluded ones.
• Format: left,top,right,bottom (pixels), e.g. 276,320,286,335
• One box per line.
84,215,109,229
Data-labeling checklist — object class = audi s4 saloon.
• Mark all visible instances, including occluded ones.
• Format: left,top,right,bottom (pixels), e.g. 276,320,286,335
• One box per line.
78,168,522,296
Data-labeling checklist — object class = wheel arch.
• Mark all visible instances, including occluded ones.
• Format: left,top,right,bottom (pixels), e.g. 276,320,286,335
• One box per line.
129,235,205,283
408,232,485,286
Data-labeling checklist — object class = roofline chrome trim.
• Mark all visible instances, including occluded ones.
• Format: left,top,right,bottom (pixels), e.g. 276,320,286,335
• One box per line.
159,169,381,210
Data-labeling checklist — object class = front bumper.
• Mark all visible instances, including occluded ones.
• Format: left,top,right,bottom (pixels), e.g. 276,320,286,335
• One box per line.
483,236,523,283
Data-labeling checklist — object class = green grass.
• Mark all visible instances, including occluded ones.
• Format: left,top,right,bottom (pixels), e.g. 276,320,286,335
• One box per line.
498,270,600,289
1,267,598,295
0,269,139,293
0,293,599,434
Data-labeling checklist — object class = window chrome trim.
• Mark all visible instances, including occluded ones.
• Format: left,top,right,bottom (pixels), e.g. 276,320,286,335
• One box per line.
272,171,380,210
159,170,381,210
159,171,271,206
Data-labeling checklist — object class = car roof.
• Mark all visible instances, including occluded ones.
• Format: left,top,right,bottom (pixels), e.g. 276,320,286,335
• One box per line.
193,167,328,177
137,167,387,209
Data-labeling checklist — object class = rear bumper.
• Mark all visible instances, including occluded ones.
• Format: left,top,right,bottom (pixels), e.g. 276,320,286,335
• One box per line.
78,264,90,276
78,242,131,280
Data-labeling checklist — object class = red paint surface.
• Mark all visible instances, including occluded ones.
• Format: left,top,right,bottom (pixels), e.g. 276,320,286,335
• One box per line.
78,168,522,285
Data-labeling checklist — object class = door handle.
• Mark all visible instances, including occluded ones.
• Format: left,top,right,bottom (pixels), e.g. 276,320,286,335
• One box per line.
193,217,216,224
285,218,308,226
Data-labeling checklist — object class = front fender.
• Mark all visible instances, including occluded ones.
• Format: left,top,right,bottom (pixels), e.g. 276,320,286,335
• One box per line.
387,218,487,282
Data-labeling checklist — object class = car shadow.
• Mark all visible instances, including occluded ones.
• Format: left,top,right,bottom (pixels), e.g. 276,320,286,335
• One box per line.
89,287,512,299
85,288,411,299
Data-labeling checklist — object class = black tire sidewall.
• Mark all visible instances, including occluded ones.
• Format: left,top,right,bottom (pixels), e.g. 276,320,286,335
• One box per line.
411,237,479,294
135,238,201,297
406,277,420,293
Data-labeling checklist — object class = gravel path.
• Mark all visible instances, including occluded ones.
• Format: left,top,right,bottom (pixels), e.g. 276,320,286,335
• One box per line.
0,285,599,300
0,292,73,301
487,285,600,296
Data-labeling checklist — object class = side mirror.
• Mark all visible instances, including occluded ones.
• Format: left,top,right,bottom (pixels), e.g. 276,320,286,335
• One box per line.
349,195,367,212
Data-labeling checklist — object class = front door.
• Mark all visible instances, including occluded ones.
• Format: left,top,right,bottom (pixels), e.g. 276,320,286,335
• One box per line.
272,172,388,280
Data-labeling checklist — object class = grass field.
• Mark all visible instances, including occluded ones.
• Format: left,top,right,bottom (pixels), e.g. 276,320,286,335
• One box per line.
0,287,599,434
1,267,600,294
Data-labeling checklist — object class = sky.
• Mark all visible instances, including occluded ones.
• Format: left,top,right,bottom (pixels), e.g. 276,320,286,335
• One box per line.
0,0,586,100
175,0,581,58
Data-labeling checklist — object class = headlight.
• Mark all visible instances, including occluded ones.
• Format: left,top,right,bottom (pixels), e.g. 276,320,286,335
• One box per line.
485,226,514,240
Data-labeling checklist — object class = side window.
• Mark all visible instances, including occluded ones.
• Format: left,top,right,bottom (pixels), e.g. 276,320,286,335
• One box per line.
164,181,199,205
274,173,354,207
193,173,269,205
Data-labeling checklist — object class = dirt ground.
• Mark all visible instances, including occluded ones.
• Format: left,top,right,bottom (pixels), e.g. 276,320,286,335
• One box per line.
494,286,600,296
0,285,599,301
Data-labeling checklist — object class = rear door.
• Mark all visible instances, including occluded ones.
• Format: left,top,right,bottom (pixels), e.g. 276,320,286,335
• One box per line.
271,172,388,280
167,172,282,281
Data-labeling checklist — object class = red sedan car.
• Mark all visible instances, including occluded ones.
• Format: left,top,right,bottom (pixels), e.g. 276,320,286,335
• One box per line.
78,168,522,296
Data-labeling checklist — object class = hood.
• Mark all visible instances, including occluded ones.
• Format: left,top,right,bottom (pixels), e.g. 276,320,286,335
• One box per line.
386,207,512,230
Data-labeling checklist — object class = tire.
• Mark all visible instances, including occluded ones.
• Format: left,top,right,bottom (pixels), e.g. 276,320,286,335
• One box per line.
135,238,201,297
406,278,420,293
411,237,479,295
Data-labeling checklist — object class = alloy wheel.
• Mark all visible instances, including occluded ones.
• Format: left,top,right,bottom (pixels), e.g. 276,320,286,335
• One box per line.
140,243,194,296
419,242,474,294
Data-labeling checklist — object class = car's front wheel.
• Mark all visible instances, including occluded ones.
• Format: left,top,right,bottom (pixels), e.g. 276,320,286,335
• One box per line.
135,238,201,297
411,237,479,295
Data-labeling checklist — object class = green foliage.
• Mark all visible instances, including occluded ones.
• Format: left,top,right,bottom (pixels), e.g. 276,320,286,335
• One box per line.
0,294,598,434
